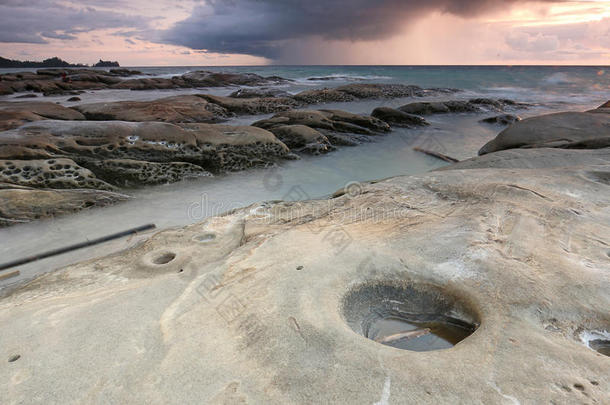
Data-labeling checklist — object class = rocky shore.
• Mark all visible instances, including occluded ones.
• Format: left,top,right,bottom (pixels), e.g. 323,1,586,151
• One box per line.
0,79,606,226
0,102,608,402
0,69,289,96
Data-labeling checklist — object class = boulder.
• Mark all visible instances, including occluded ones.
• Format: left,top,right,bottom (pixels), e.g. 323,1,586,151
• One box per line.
479,108,610,155
371,107,429,127
0,183,128,227
253,109,389,149
479,114,521,126
267,125,334,155
72,96,231,123
1,159,607,403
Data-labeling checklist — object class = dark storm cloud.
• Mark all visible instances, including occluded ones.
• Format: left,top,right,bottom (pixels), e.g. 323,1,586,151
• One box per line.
0,1,149,44
161,0,564,59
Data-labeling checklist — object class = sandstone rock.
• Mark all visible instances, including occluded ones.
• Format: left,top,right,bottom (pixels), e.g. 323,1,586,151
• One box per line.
438,148,610,171
292,83,455,105
229,88,292,99
479,114,521,126
0,160,607,403
0,158,115,191
73,96,231,123
253,109,389,149
181,71,289,87
0,101,86,130
0,183,128,226
371,107,429,127
399,98,525,116
1,120,289,175
267,125,334,155
197,94,299,115
479,109,610,155
85,159,212,187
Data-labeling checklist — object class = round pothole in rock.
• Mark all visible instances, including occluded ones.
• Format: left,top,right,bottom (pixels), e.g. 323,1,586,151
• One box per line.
342,282,479,352
581,330,610,357
152,252,176,265
192,233,216,243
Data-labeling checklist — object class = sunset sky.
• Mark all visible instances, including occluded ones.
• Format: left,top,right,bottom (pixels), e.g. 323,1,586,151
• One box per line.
0,0,608,66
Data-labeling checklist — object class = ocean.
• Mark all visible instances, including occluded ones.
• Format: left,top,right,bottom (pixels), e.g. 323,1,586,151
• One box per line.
0,65,607,287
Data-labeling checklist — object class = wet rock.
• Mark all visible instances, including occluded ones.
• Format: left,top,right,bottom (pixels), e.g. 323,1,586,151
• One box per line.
439,148,610,171
197,94,299,115
180,71,289,87
85,159,212,187
1,120,290,175
67,97,81,102
253,109,389,145
479,105,610,155
371,107,429,127
229,88,292,99
0,101,85,130
14,94,38,99
479,114,521,126
399,98,525,116
1,154,608,402
292,83,453,105
267,125,335,155
0,158,115,191
0,182,128,227
73,95,231,123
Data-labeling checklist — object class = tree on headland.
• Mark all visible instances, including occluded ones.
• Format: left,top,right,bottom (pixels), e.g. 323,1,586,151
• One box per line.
0,56,120,68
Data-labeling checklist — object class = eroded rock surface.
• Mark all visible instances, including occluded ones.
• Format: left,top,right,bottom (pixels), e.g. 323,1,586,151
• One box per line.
0,182,128,226
0,69,289,95
73,96,231,123
479,114,521,126
0,101,85,130
0,157,607,403
371,107,429,127
399,98,526,116
253,109,390,148
479,102,610,155
292,83,457,104
1,120,289,175
0,158,115,190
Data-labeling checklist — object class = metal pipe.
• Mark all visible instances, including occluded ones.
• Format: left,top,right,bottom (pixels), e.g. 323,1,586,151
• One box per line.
0,223,156,272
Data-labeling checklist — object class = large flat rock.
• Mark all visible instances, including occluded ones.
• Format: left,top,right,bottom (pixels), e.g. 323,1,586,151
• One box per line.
72,95,231,123
0,183,128,226
0,120,289,175
1,162,608,403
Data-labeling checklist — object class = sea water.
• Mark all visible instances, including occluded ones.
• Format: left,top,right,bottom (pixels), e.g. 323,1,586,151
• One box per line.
0,66,607,289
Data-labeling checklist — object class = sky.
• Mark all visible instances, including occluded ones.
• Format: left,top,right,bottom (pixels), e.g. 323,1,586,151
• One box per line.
0,0,608,66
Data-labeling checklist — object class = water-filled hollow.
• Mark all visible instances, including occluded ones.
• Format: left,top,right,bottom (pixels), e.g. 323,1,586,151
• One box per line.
342,281,479,352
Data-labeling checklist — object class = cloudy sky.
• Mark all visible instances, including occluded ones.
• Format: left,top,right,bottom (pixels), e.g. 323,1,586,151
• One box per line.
0,0,608,65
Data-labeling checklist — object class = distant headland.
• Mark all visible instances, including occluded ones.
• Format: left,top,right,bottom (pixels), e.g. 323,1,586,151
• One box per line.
0,56,119,68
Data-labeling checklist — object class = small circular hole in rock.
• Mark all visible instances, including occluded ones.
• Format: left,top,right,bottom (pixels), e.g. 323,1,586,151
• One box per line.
342,282,479,352
153,252,176,265
589,339,610,357
8,354,20,363
192,233,216,243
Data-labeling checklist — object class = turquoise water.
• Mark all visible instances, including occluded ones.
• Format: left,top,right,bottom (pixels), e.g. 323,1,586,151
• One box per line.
0,65,607,289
